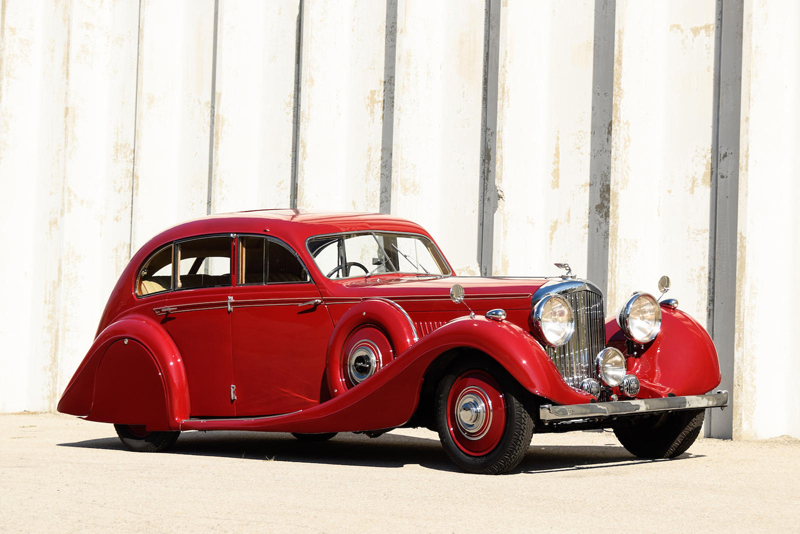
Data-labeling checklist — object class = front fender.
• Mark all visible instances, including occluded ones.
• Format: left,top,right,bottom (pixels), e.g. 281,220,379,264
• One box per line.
418,316,593,406
606,306,721,398
57,314,189,430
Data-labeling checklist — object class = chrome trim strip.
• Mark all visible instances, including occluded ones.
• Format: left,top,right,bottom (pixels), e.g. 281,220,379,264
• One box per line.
366,297,419,343
539,391,729,423
390,293,531,302
182,409,303,426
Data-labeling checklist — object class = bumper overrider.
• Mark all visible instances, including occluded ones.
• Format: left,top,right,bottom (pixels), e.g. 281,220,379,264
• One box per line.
539,390,729,423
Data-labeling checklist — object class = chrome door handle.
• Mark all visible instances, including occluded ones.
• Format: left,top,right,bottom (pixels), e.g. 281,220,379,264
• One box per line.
299,299,323,308
227,296,233,313
155,306,177,315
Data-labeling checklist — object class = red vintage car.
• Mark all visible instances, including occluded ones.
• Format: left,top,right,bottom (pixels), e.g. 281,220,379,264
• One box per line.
58,210,727,474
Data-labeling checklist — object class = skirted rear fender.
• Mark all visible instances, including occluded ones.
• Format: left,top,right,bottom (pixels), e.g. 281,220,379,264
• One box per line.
57,315,189,431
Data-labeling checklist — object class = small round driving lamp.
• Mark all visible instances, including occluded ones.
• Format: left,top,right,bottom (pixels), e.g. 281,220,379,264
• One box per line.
595,347,627,387
617,292,662,344
531,294,574,347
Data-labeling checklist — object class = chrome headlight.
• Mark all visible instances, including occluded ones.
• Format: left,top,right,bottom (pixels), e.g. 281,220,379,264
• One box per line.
531,294,574,347
596,347,626,387
617,292,662,344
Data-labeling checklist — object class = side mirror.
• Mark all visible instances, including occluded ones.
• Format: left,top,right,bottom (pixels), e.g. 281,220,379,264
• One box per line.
450,284,465,304
658,275,670,301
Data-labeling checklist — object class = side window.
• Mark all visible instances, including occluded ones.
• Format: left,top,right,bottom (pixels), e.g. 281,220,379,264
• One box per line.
176,236,232,290
238,236,309,285
268,240,309,283
137,244,173,297
239,236,267,285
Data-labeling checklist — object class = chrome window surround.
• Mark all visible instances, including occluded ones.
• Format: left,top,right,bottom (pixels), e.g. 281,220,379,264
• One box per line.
135,233,315,299
304,230,452,279
531,279,606,389
235,233,313,287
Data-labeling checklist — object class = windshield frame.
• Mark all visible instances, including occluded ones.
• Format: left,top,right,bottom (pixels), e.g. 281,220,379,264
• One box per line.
305,230,452,280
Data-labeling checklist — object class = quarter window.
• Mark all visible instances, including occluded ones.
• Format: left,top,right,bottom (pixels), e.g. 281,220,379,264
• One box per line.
176,236,232,290
136,244,173,297
239,236,310,285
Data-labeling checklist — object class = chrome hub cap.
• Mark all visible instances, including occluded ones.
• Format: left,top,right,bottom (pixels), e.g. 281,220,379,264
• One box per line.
454,387,492,440
347,341,380,385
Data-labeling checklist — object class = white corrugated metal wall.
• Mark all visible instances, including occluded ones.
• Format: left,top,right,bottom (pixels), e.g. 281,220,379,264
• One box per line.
0,0,796,440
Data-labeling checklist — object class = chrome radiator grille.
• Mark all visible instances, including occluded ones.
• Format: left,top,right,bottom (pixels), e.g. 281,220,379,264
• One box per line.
544,289,605,388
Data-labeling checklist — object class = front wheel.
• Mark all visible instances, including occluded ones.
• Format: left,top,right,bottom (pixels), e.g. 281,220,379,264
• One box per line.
114,424,180,452
435,359,534,474
614,409,705,459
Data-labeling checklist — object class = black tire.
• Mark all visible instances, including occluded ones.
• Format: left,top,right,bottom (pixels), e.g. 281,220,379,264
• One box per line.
435,358,534,475
291,432,338,442
614,409,705,459
114,424,180,452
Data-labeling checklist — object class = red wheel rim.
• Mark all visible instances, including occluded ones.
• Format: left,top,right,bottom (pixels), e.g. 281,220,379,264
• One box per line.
446,370,506,456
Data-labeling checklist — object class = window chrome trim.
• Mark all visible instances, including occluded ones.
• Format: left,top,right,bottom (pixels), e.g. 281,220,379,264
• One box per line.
305,230,452,279
134,243,175,299
236,233,314,287
173,234,234,292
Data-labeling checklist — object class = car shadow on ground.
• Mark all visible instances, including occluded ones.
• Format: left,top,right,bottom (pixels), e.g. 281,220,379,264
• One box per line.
59,430,704,474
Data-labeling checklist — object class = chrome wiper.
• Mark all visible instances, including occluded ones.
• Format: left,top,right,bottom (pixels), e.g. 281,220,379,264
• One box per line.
365,233,397,279
392,244,429,274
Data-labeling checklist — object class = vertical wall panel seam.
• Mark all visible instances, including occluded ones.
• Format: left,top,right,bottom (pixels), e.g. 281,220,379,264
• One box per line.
587,0,615,297
707,0,724,339
52,0,74,410
128,0,144,257
705,0,724,435
708,0,744,439
379,0,398,215
478,0,501,276
289,0,304,210
206,0,220,216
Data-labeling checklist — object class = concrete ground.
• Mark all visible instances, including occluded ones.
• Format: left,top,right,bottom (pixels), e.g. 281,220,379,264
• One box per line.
1,414,798,533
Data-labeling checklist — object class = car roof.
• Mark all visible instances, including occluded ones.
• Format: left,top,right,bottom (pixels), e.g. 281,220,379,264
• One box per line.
136,209,434,259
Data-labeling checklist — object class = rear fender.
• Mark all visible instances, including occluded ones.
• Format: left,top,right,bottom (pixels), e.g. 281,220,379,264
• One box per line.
57,315,189,430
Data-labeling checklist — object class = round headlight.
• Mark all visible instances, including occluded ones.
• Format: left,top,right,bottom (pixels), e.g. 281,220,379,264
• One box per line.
617,292,662,344
531,294,574,347
596,347,626,387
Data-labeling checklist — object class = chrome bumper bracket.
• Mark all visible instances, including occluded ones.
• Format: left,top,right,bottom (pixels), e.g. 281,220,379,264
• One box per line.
539,391,729,423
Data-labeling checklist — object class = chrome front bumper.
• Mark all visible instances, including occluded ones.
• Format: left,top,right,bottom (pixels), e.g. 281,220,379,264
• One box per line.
539,391,729,423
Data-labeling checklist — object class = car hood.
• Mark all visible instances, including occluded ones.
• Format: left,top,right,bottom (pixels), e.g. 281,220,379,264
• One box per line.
347,275,552,312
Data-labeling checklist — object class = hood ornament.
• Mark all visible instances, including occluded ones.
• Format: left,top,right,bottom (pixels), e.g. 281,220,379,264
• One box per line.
554,263,575,279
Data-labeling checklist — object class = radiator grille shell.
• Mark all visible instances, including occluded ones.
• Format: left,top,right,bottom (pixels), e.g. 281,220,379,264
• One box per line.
533,281,606,389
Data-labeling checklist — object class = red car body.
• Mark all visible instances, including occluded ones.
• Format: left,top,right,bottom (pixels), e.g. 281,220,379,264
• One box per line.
58,210,727,473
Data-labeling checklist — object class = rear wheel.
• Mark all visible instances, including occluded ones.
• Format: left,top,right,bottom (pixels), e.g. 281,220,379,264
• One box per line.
614,409,704,459
435,358,534,474
291,432,337,442
114,424,180,452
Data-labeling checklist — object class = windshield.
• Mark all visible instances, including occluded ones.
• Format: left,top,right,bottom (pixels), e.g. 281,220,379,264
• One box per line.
307,232,451,279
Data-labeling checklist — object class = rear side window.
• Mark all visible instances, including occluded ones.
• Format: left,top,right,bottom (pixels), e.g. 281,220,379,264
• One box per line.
176,236,232,290
239,236,310,285
137,244,173,297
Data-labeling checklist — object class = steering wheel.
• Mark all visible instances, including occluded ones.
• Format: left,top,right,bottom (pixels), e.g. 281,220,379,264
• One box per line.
327,262,369,278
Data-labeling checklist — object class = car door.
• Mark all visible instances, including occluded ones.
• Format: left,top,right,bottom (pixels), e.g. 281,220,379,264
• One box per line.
230,235,333,417
162,234,236,418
